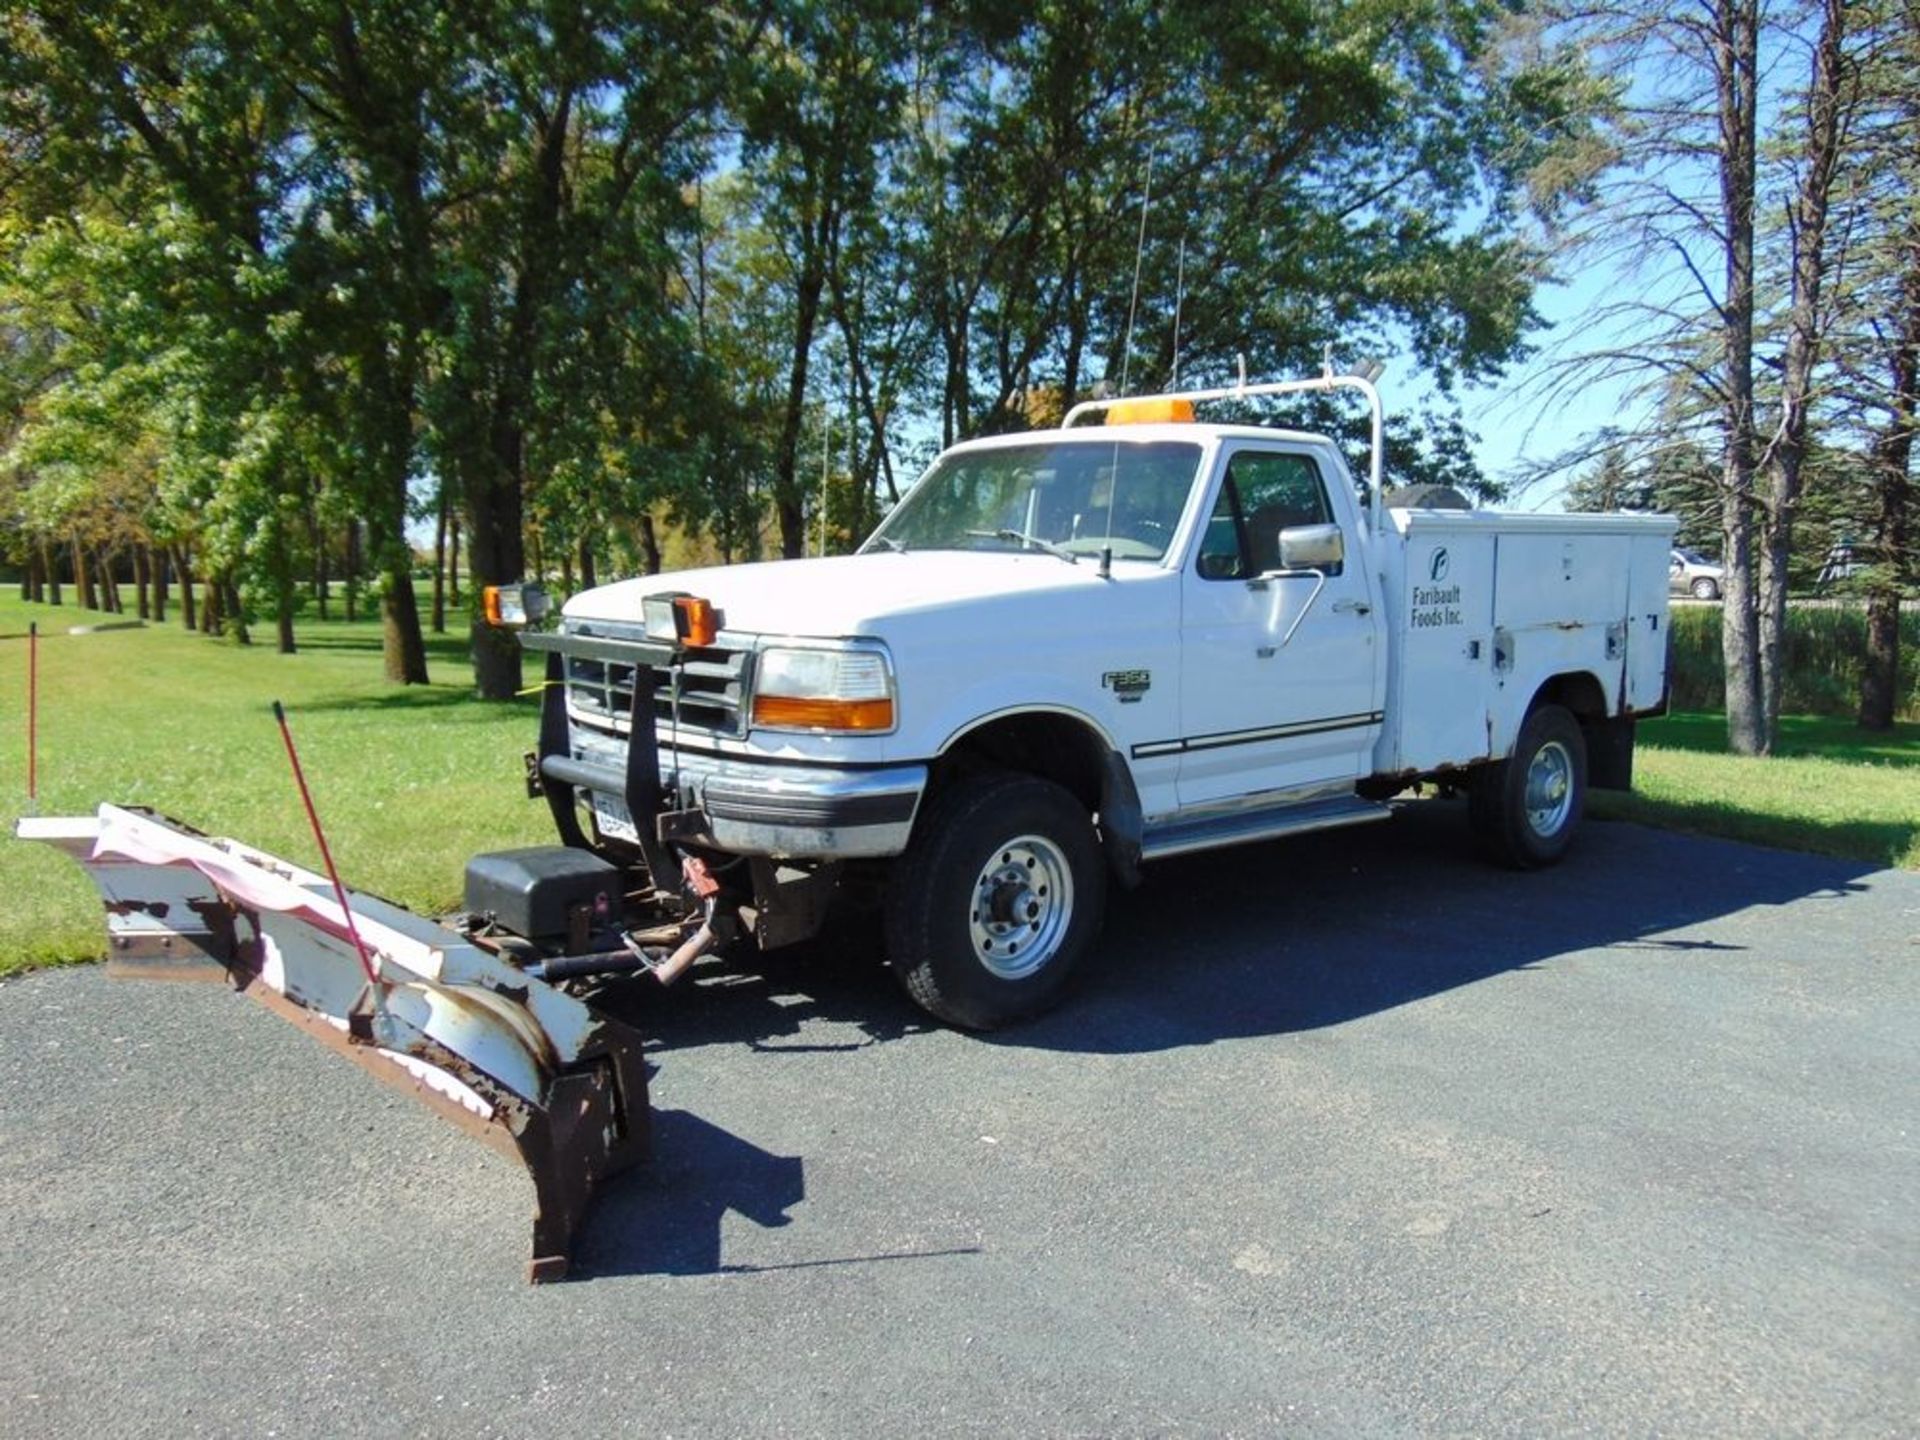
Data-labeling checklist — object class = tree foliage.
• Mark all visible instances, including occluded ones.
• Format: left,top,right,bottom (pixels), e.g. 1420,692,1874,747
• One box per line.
1532,0,1915,746
4,0,1592,691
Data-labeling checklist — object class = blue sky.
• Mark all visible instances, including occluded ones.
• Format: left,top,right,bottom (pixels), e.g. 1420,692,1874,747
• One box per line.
1457,260,1638,513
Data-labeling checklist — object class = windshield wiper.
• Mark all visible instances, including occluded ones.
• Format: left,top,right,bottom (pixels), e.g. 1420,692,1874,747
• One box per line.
965,528,1079,565
869,536,908,553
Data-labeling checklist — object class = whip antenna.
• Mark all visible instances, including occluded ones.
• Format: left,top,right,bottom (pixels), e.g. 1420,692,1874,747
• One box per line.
1171,235,1186,390
272,700,382,993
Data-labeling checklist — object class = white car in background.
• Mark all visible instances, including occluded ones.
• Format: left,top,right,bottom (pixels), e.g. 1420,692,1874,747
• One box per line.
1670,547,1725,600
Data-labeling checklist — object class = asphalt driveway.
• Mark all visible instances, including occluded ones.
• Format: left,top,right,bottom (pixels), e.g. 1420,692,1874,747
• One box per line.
2,802,1915,1437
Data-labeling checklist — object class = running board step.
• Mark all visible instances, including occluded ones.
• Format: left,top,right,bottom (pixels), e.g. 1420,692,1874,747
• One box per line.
1140,793,1390,862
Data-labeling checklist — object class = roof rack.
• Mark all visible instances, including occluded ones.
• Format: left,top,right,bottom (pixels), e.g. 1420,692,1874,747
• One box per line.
1061,359,1386,534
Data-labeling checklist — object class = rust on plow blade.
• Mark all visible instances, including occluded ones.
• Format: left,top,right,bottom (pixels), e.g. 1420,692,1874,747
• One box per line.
17,804,648,1283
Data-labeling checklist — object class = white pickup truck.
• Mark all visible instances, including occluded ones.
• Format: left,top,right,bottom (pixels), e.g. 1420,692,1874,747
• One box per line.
521,374,1675,1028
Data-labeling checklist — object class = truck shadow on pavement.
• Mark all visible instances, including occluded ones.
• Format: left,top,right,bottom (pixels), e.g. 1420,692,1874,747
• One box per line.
999,799,1879,1055
625,799,1879,1061
571,802,1879,1275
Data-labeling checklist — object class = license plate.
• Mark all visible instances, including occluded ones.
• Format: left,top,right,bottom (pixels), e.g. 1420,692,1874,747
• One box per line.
591,791,638,843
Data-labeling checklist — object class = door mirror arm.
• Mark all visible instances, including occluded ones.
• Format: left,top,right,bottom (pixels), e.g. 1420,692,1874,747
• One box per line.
1248,567,1328,648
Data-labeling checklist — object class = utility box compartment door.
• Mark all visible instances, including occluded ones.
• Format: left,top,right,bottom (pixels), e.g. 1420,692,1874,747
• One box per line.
1493,533,1633,630
1624,531,1672,710
1383,526,1497,773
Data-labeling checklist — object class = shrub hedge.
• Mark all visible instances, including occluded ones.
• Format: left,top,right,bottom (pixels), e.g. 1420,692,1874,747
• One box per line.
1666,603,1918,721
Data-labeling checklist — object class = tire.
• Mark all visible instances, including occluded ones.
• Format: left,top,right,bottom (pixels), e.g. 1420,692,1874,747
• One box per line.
884,771,1106,1030
1468,703,1587,869
1691,577,1720,601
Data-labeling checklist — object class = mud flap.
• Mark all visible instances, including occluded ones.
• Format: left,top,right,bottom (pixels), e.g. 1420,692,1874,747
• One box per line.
17,804,649,1283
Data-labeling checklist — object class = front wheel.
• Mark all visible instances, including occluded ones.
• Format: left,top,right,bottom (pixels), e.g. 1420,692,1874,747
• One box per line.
1468,704,1588,869
1691,576,1721,601
884,772,1106,1029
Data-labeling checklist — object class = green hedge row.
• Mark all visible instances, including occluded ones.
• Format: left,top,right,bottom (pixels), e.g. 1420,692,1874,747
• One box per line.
1666,603,1918,721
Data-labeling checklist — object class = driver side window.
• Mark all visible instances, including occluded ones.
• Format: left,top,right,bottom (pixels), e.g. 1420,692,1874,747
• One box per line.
1196,451,1335,580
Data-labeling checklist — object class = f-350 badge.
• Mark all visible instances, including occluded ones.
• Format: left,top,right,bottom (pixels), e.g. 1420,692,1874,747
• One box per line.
1101,669,1152,703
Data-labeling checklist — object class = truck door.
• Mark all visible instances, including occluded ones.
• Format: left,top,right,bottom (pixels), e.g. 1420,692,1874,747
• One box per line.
1173,444,1383,808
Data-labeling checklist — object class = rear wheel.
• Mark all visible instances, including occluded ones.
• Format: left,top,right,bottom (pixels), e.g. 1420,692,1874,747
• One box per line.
885,772,1105,1029
1691,576,1721,600
1469,704,1587,869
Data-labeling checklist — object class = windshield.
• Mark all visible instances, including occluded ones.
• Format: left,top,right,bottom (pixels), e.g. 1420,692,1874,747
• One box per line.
863,440,1203,561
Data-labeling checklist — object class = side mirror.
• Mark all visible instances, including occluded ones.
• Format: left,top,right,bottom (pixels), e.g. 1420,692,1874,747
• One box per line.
1277,523,1344,572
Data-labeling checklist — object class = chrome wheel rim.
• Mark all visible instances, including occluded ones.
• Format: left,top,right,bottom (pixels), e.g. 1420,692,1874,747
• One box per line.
1524,739,1575,837
969,835,1074,981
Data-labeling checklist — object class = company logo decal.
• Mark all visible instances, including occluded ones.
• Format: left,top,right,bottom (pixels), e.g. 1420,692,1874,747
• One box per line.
1101,669,1152,703
1413,546,1463,629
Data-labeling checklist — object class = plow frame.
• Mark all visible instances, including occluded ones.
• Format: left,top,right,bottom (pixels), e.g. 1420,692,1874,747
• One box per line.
18,804,651,1282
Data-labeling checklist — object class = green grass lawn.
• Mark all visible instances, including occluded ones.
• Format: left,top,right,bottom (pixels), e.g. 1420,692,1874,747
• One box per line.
1592,711,1920,870
2,590,1915,977
0,590,552,974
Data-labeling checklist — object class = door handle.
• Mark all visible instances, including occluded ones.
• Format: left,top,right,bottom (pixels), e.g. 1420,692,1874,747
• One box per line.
1332,598,1371,616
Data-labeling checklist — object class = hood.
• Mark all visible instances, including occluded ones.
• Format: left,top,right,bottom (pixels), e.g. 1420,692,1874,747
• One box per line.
562,552,1125,639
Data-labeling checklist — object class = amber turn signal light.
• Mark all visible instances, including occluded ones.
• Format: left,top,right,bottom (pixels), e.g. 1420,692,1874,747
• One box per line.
674,596,718,648
750,695,895,731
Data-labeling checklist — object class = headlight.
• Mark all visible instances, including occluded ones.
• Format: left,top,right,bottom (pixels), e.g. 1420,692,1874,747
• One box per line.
751,646,896,733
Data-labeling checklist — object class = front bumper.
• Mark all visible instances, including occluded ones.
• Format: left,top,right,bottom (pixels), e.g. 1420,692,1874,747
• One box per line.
550,738,925,860
524,626,925,863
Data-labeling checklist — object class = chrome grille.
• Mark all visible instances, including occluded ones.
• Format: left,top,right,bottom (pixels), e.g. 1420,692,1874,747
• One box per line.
566,643,752,737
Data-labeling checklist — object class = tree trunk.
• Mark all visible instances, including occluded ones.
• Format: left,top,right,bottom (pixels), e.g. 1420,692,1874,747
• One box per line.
431,486,449,634
223,575,251,645
172,544,196,630
1759,0,1849,744
273,523,296,654
201,570,223,635
358,333,429,681
1859,229,1918,729
637,513,662,575
101,549,123,614
381,557,427,681
312,509,330,622
41,540,60,605
772,211,831,560
153,546,167,624
578,533,596,591
134,545,152,620
344,521,360,623
466,457,526,701
1715,0,1766,756
449,513,461,606
73,535,97,611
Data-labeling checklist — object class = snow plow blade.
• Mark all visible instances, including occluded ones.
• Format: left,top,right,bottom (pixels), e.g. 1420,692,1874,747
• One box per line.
17,804,649,1283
